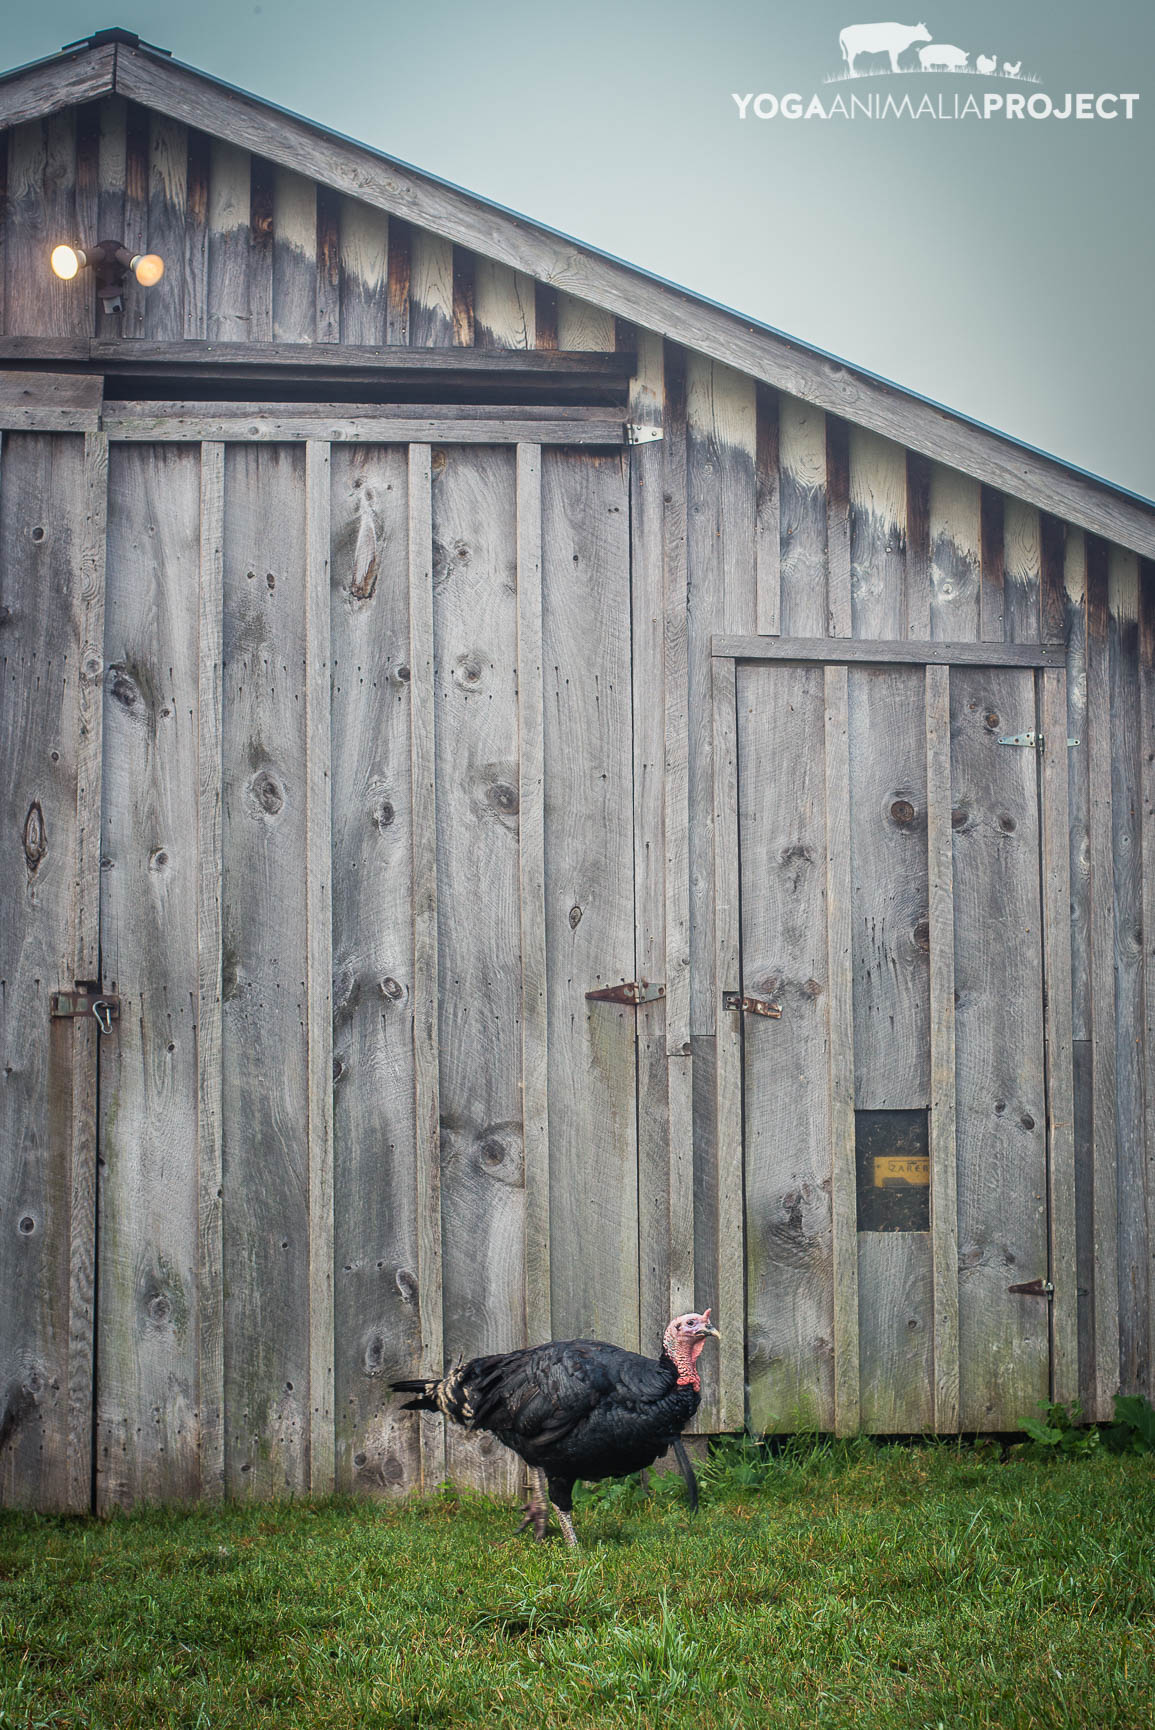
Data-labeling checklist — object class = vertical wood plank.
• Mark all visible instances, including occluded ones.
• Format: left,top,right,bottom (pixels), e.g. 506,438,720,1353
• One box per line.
1140,565,1155,1406
431,444,522,1497
686,357,756,1038
778,396,828,638
1004,499,1042,644
630,334,678,1353
980,487,1005,643
1108,548,1146,1395
824,665,858,1432
197,442,225,1500
754,385,781,636
850,663,933,1434
929,465,981,642
315,187,341,344
305,443,334,1490
474,259,536,349
142,115,188,342
905,452,932,640
1086,537,1118,1416
121,103,148,338
4,117,88,338
206,141,252,343
97,441,202,1508
534,283,558,351
541,448,636,1347
1041,513,1067,646
247,156,274,343
825,421,852,638
1041,666,1078,1404
338,197,388,346
184,129,210,341
0,434,88,1508
273,167,317,343
849,427,906,641
925,663,959,1431
67,434,106,1508
951,664,1048,1429
221,444,310,1497
96,98,127,341
557,292,614,351
516,445,550,1348
409,230,454,348
329,443,420,1501
740,659,833,1433
663,345,691,1060
386,219,410,346
407,444,444,1486
452,248,475,346
711,656,744,1429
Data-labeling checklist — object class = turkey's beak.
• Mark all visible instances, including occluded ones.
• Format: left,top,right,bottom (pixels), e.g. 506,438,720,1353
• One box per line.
698,1309,720,1340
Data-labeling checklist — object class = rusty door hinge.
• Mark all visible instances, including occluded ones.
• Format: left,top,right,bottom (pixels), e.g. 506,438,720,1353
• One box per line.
51,983,120,1033
585,980,665,1005
1008,1277,1054,1298
723,992,783,1019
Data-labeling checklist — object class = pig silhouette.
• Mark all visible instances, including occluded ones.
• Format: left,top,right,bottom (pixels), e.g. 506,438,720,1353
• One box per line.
918,43,970,71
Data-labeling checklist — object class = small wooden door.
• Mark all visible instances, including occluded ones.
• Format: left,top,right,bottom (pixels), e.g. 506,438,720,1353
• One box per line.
716,644,1076,1435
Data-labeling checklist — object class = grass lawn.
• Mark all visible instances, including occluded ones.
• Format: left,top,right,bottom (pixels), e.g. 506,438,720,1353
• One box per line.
0,1439,1152,1729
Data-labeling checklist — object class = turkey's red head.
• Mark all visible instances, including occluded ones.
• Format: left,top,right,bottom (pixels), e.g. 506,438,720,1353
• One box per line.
662,1310,720,1389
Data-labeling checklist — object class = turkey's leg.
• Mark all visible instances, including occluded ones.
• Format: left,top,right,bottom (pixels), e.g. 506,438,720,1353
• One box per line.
512,1468,551,1541
554,1507,579,1548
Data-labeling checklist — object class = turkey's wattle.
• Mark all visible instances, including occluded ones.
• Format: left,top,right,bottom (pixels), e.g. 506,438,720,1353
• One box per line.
390,1309,720,1546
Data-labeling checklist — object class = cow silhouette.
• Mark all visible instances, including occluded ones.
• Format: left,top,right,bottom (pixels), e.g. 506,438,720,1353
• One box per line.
918,43,970,70
838,21,931,75
1003,60,1022,76
975,53,997,75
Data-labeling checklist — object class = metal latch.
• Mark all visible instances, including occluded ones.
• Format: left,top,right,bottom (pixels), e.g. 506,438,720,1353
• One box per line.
586,980,665,1005
626,424,663,445
51,983,119,1033
997,733,1080,750
1008,1277,1054,1298
723,992,783,1019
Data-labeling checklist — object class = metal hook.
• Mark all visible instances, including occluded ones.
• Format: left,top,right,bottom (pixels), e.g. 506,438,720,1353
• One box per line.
92,999,114,1035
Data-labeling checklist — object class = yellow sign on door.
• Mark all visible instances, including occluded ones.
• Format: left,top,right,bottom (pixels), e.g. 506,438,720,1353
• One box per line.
874,1155,930,1187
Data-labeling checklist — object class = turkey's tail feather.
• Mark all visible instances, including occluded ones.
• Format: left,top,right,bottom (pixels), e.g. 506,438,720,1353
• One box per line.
389,1364,474,1425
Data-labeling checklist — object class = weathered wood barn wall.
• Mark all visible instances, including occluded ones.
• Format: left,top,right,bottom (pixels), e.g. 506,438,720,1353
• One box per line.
2,33,1153,1512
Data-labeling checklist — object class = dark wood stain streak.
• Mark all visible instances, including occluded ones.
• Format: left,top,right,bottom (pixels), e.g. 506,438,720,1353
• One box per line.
0,129,8,335
451,247,474,347
755,384,780,635
248,155,274,342
315,187,340,344
184,128,210,340
534,283,558,350
386,216,410,346
825,416,851,636
905,452,931,638
980,487,1005,643
1073,1038,1096,1409
1040,514,1066,645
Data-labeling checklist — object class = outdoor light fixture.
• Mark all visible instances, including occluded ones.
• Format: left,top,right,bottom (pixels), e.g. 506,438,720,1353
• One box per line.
50,240,165,312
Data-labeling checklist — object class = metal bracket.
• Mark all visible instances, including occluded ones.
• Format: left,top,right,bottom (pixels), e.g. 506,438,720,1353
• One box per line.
51,983,120,1033
723,992,783,1019
585,980,665,1006
1008,1277,1054,1298
626,424,663,446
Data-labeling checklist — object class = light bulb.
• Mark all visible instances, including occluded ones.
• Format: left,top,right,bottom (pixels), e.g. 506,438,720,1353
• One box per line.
131,253,165,288
51,244,85,280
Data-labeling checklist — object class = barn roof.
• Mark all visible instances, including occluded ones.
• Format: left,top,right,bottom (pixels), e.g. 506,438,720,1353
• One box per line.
2,26,1153,560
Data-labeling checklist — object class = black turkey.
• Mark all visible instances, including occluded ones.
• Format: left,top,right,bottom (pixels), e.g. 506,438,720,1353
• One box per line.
391,1310,719,1546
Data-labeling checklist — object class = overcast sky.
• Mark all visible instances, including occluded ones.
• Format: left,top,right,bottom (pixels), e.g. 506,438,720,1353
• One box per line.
8,0,1153,500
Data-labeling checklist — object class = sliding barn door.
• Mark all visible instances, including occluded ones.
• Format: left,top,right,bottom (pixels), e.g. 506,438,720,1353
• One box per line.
721,650,1075,1434
90,431,641,1507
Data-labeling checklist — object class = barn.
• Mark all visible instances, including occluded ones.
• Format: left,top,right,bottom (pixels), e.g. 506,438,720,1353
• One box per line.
1,28,1152,1513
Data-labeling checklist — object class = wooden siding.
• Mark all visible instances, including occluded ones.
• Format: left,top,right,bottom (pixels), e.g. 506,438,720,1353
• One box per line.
1,92,1153,1510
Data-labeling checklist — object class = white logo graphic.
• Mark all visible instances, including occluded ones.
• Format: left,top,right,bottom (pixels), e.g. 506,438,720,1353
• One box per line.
731,18,1140,121
838,21,930,75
